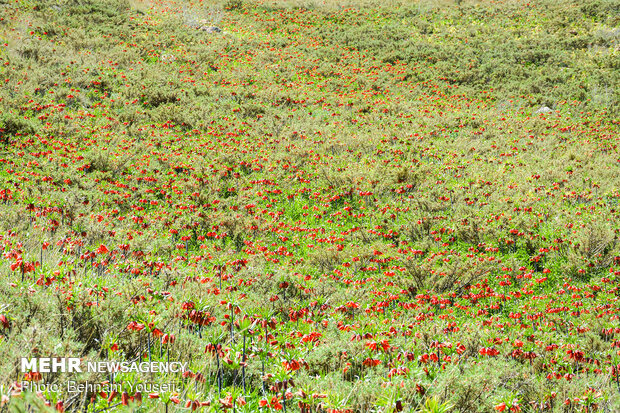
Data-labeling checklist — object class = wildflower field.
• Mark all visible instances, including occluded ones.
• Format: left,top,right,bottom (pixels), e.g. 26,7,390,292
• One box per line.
0,0,619,411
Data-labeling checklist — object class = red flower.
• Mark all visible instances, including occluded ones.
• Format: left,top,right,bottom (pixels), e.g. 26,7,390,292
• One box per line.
0,314,9,329
107,391,118,403
219,396,233,408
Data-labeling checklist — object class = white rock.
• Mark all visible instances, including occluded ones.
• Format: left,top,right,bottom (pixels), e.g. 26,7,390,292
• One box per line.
535,106,553,114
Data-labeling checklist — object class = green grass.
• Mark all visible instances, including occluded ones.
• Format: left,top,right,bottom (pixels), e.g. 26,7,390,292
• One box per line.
0,0,619,411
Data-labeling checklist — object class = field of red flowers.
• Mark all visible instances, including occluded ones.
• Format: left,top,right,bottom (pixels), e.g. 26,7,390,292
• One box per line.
0,0,619,411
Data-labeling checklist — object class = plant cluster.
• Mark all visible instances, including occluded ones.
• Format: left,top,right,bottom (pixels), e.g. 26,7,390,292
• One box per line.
0,0,618,411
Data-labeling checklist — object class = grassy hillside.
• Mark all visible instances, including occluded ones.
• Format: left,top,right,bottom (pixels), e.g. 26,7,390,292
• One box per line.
0,0,619,411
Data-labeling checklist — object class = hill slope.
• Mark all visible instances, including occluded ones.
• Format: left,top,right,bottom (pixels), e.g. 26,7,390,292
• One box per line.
0,0,619,411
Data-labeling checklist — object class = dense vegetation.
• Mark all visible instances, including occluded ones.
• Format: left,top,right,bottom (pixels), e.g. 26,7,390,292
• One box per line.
0,0,619,411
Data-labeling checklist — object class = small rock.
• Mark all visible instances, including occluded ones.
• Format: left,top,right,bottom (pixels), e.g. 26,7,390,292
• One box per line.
535,106,553,114
199,26,221,33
